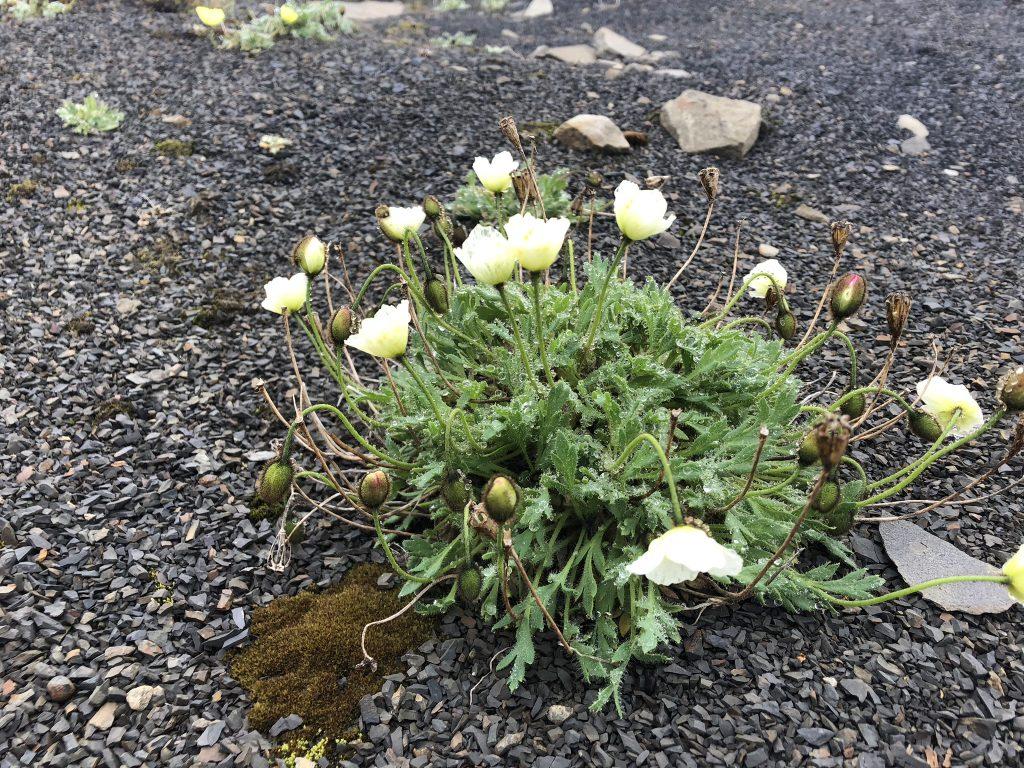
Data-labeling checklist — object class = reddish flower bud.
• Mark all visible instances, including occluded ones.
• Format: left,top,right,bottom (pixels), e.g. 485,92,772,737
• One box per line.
359,470,391,509
830,273,867,320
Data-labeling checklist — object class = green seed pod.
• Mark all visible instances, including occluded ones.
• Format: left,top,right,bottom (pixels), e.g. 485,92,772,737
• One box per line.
329,306,353,344
359,470,391,509
797,430,820,466
441,474,470,512
422,194,443,220
292,234,326,276
257,461,293,505
284,518,306,543
774,310,797,341
840,391,866,419
458,568,482,604
482,475,519,524
830,273,867,321
997,366,1024,413
813,480,841,514
425,278,449,314
909,410,943,442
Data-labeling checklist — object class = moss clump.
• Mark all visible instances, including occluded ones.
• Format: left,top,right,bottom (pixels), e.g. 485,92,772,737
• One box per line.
6,180,38,202
136,237,181,274
154,138,195,158
64,312,95,335
247,491,285,522
231,564,434,743
114,157,140,173
194,291,250,329
91,397,135,431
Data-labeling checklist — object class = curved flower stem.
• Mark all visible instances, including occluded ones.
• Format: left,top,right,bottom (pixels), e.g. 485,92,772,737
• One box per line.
810,574,1009,608
744,465,802,498
497,284,540,396
401,239,424,298
833,329,858,392
566,238,578,296
831,386,913,414
410,231,432,277
371,506,443,584
718,426,769,514
700,274,785,329
529,272,555,386
795,248,843,350
398,355,446,427
665,198,714,289
582,238,630,353
436,227,463,288
842,455,869,486
282,403,416,470
759,322,839,402
859,410,1004,505
360,574,457,669
609,432,683,524
719,316,775,335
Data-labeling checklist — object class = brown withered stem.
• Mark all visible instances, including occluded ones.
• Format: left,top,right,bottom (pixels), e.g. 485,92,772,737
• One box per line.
718,425,770,514
359,575,456,672
666,167,720,289
795,221,849,348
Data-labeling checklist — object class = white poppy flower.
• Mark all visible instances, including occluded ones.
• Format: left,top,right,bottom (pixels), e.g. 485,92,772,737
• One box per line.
261,273,308,315
1003,543,1024,604
627,525,743,586
915,376,985,438
613,180,676,242
345,300,411,359
472,151,518,194
379,205,426,242
743,258,787,299
503,213,571,272
454,225,517,286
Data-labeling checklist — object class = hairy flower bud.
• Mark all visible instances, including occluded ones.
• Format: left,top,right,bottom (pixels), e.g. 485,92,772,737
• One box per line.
812,480,841,514
840,391,866,419
885,291,912,349
329,306,353,344
257,460,293,505
422,194,443,220
425,278,450,314
830,220,851,258
824,501,854,535
292,234,326,276
797,430,820,466
774,309,796,341
482,475,519,524
815,414,852,472
830,273,866,320
909,409,943,442
458,568,482,604
997,366,1024,412
359,470,391,509
441,473,470,512
698,166,720,201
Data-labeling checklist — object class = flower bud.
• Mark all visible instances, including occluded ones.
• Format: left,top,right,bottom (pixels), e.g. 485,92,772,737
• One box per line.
433,212,454,240
482,475,519,524
823,502,854,535
885,291,912,349
830,273,866,321
257,460,293,505
797,430,820,466
830,220,851,257
458,568,482,604
698,166,720,201
815,414,851,472
909,410,943,442
359,470,391,509
812,480,841,514
284,518,305,543
774,306,796,341
292,234,326,277
997,366,1024,412
329,306,353,344
441,473,470,512
423,194,443,220
424,278,450,314
840,391,866,419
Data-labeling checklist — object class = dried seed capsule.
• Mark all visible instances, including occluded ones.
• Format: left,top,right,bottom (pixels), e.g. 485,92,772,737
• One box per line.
997,366,1024,412
885,291,912,348
815,414,852,472
830,220,851,257
698,166,720,200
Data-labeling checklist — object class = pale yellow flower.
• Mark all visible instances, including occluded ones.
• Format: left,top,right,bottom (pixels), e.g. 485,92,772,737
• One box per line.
454,225,517,286
503,212,570,272
279,4,299,24
744,258,787,299
345,300,411,359
915,376,984,439
472,151,518,194
613,180,675,241
195,6,226,27
1003,543,1024,604
261,273,308,315
627,525,743,586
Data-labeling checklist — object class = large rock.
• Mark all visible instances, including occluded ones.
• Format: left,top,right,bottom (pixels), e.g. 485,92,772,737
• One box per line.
341,1,405,22
660,89,762,158
592,26,646,60
514,0,553,19
879,520,1015,615
553,114,631,153
532,44,597,66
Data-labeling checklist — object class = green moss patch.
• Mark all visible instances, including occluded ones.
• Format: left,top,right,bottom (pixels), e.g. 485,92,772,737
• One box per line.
193,290,250,329
154,138,194,158
6,179,38,202
231,564,434,743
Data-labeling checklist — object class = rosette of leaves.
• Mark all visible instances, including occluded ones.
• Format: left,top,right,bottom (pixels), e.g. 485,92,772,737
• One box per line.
223,1,353,53
322,260,878,710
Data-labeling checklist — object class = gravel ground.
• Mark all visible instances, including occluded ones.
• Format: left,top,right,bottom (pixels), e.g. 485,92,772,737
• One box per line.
1,0,1023,766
